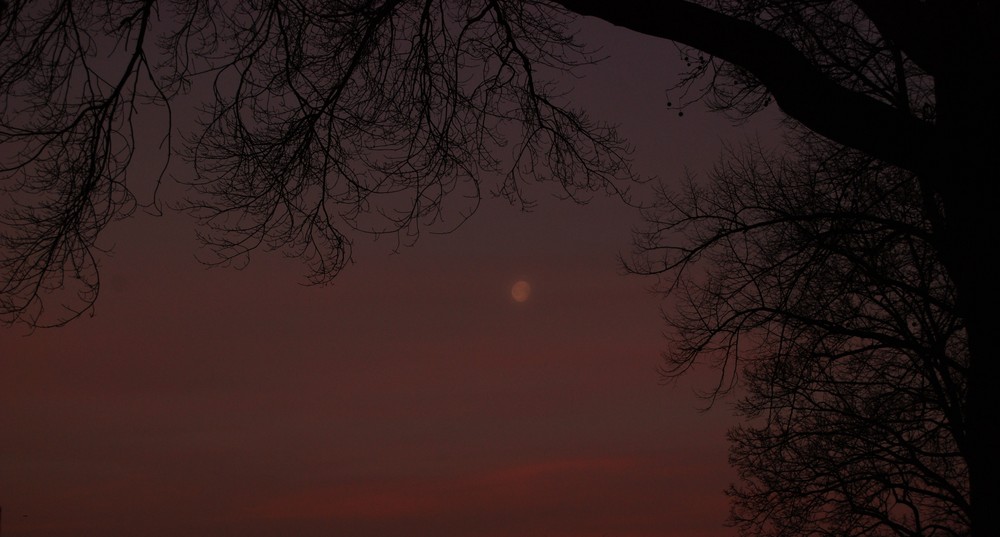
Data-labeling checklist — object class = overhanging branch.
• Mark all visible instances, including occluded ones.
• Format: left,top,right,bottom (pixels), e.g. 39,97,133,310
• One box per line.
550,0,937,175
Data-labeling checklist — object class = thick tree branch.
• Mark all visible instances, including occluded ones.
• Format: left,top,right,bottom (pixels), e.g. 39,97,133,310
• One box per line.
853,0,942,76
551,0,937,175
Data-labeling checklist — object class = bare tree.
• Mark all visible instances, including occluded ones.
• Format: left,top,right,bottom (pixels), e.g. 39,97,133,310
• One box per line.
547,8,997,531
2,1,998,532
563,5,997,532
0,0,634,326
633,137,969,537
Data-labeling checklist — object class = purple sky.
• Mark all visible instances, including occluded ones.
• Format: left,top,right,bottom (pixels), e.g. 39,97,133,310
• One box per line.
1,14,782,537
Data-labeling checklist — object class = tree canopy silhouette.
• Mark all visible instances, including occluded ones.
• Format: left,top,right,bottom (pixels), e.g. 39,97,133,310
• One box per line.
634,136,969,537
2,1,997,534
1,0,632,325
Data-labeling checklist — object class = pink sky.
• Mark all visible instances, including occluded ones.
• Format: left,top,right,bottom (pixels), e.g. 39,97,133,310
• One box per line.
0,14,781,537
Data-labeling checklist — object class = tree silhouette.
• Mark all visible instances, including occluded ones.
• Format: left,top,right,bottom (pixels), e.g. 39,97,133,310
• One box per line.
1,0,632,325
2,2,997,533
588,4,996,533
547,6,998,533
634,136,969,537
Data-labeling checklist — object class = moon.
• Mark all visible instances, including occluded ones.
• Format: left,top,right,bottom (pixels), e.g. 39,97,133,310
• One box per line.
511,280,531,303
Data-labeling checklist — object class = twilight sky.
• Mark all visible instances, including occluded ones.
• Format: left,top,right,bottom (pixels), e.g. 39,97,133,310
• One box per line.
0,13,781,537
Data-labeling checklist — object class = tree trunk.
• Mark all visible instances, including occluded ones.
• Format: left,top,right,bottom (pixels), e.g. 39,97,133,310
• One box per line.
937,192,999,537
932,53,1000,536
964,300,1000,537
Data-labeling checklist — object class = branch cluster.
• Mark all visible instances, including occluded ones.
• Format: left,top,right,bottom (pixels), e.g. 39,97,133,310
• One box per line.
1,0,159,325
1,0,634,325
632,135,968,537
696,0,934,119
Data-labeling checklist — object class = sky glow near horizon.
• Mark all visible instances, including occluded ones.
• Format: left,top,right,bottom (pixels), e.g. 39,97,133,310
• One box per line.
0,14,782,537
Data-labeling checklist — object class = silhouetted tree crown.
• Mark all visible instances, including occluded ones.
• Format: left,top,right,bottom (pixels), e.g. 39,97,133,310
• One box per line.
633,137,969,537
